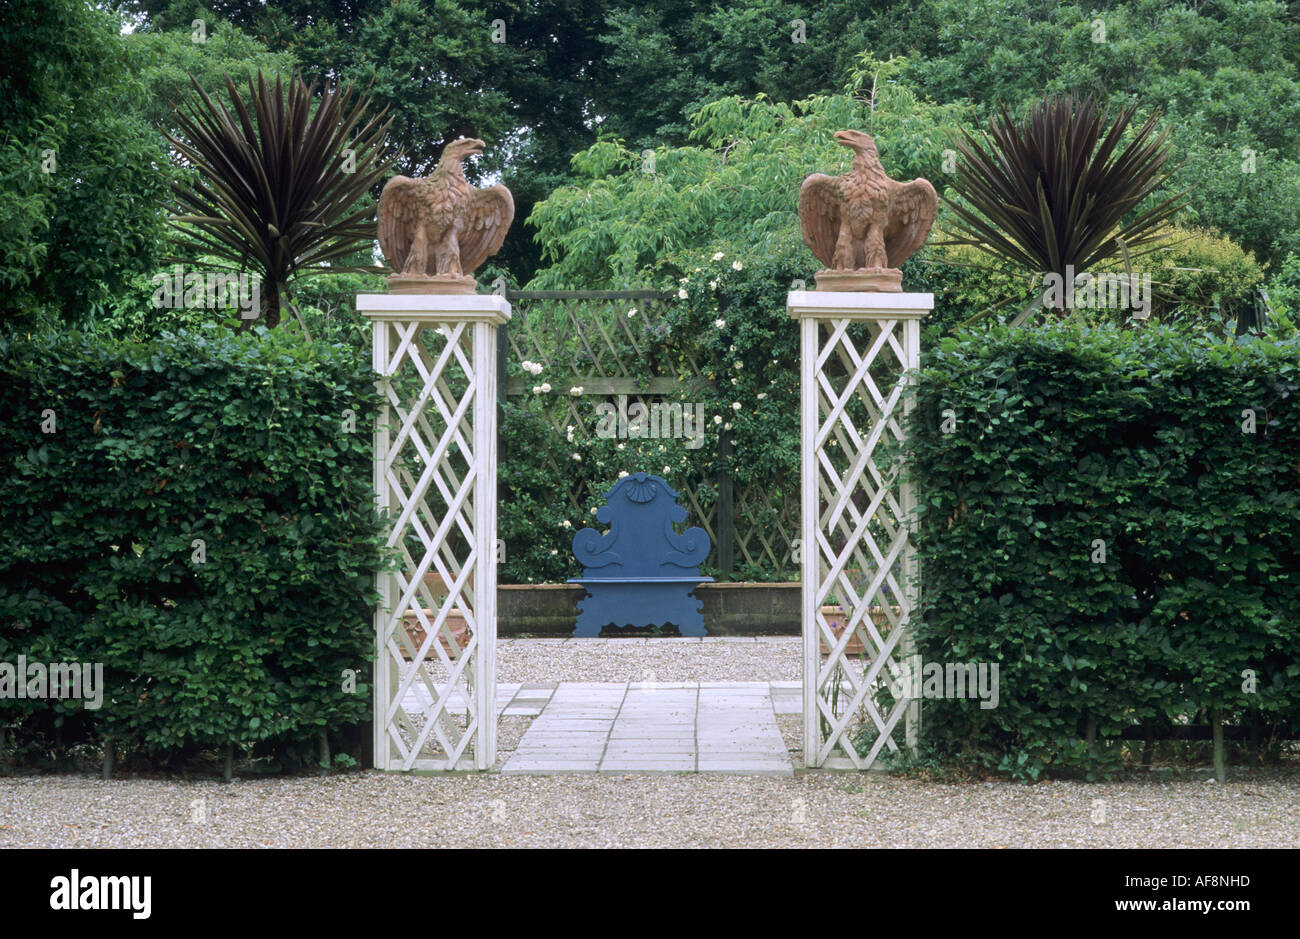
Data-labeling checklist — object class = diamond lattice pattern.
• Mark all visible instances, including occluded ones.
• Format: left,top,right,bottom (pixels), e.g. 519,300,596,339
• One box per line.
810,316,916,769
378,320,484,770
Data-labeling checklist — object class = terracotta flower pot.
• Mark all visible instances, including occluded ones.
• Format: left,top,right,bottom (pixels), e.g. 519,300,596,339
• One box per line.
818,605,901,656
403,608,472,660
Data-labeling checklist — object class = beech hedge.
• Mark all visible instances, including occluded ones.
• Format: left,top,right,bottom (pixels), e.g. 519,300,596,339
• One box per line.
0,326,385,770
901,321,1300,780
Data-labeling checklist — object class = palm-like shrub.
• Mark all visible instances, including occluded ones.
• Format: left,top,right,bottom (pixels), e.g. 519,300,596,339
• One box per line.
166,71,396,331
942,95,1190,321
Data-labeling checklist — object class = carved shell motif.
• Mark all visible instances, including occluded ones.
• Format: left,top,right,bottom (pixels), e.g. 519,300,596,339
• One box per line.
624,475,659,504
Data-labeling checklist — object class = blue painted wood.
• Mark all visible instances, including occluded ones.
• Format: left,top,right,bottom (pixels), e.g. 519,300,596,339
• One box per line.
568,472,713,636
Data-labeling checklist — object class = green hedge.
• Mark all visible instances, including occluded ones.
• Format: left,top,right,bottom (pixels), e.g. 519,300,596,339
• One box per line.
0,325,385,770
902,321,1300,780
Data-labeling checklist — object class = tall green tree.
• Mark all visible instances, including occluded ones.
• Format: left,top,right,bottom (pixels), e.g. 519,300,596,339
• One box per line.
0,0,173,327
109,0,1300,279
527,83,969,288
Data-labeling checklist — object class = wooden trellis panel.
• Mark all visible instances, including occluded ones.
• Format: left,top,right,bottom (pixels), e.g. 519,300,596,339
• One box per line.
358,294,509,772
501,290,800,579
789,290,932,769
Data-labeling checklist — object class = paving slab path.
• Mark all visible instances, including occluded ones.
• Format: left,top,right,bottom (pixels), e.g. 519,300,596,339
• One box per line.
502,681,796,775
403,678,799,774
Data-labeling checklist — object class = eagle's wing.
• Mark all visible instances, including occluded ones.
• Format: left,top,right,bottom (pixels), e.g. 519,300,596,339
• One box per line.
459,184,515,274
884,178,937,269
798,174,842,269
378,175,419,273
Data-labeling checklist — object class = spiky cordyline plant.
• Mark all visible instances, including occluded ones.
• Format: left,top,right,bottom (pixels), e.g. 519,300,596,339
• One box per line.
166,71,396,334
941,94,1191,324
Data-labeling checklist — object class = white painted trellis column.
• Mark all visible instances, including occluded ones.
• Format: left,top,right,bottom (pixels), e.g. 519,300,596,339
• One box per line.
358,292,509,772
789,290,932,769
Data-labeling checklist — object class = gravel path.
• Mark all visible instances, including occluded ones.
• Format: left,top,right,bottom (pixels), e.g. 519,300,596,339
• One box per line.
497,636,800,683
2,772,1296,848
3,638,1296,848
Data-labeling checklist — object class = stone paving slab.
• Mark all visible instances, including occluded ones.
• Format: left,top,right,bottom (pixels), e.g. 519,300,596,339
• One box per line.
402,677,795,775
500,681,793,776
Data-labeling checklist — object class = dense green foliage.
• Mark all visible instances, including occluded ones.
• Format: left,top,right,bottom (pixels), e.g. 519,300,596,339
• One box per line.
528,86,1272,334
108,0,1300,285
0,327,385,769
528,87,966,289
900,322,1300,780
0,0,174,327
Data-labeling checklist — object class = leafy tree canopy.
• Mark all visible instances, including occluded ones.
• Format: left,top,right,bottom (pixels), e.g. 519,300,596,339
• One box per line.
58,0,1300,287
528,72,971,289
0,0,173,325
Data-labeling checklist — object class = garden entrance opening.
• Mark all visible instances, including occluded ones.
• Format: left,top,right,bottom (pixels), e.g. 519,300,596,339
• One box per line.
360,289,924,772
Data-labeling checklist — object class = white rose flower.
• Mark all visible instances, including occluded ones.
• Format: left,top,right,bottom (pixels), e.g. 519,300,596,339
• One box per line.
618,470,629,479
540,383,551,393
677,288,688,300
757,392,767,400
627,308,637,317
709,280,718,290
572,452,582,462
714,318,725,328
731,377,738,385
724,422,732,430
616,442,625,450
713,415,723,425
570,386,583,396
732,260,743,271
550,549,558,556
712,252,725,261
562,520,572,529
731,402,741,411
532,384,543,394
662,465,670,473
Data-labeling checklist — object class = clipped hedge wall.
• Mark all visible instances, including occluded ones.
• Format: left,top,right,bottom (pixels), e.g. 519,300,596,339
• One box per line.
0,325,385,771
903,321,1300,780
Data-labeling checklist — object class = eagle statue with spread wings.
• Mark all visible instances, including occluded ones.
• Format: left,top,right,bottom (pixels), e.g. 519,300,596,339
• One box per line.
378,136,514,294
798,130,937,291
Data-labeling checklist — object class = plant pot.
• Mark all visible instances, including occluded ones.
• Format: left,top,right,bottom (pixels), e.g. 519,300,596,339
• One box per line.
422,570,473,599
402,608,472,660
818,605,902,656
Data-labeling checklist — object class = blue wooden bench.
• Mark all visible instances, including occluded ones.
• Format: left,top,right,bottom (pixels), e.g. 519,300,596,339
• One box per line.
568,472,713,636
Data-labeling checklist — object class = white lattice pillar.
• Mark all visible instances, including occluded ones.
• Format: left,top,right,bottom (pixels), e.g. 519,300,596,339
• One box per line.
358,293,508,771
790,290,932,769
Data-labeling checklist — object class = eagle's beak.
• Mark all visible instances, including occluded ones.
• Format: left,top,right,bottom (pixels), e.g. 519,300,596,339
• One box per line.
833,131,853,147
465,138,486,156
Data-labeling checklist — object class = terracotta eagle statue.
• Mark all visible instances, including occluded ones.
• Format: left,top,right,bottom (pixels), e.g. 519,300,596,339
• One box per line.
798,130,937,291
378,136,514,294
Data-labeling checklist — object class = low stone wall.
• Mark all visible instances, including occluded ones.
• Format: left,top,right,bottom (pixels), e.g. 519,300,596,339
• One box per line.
498,582,801,637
